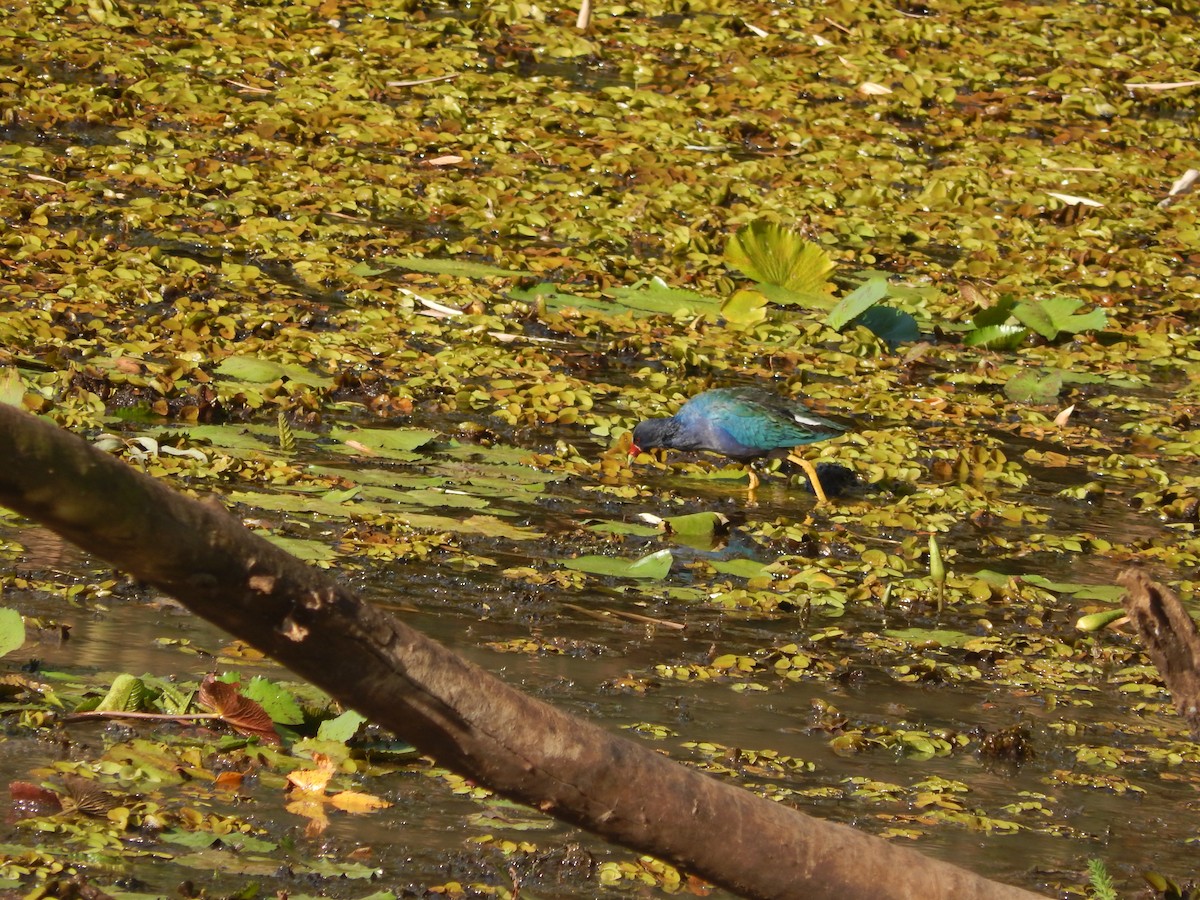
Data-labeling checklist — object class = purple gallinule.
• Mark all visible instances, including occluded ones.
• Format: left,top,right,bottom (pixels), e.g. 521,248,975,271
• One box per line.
629,386,848,503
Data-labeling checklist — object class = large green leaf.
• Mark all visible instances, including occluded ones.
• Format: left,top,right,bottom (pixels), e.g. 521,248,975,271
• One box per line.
720,288,769,328
1012,296,1108,340
855,306,921,347
331,427,439,456
562,549,673,579
242,676,305,725
724,221,836,301
0,609,25,658
606,278,723,316
95,674,148,713
1019,574,1125,601
825,276,889,330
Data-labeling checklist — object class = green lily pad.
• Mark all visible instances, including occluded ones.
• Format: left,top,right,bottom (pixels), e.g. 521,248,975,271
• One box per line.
1019,575,1125,601
331,427,439,456
562,549,673,579
215,357,334,388
1013,296,1107,340
1005,369,1064,404
825,276,889,330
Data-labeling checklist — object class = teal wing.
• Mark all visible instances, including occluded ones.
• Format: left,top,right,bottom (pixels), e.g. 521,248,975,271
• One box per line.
703,387,847,449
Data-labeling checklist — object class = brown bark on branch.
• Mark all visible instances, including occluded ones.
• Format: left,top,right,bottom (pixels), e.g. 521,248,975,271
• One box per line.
1119,568,1200,734
0,405,1043,900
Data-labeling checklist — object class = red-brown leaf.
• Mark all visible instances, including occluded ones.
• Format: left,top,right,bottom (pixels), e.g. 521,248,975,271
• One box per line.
198,675,281,745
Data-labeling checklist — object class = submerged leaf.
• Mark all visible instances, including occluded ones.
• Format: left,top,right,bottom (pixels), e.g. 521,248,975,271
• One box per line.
371,256,528,279
1004,369,1064,404
854,306,921,348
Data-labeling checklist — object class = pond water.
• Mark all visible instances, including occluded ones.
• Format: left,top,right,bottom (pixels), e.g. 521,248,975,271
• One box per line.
1,419,1193,899
4,0,1200,894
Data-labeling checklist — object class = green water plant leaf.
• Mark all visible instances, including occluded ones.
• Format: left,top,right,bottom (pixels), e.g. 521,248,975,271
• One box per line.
241,677,305,725
963,296,1028,349
1019,575,1125,601
724,221,836,305
825,276,889,330
95,674,149,713
963,324,1028,350
562,549,673,580
318,709,367,743
215,357,334,388
720,289,769,328
1004,369,1065,404
0,368,23,407
661,511,729,538
855,306,921,347
332,427,439,456
1012,296,1108,340
606,278,723,316
884,628,975,648
364,257,528,279
1076,609,1127,633
0,609,25,658
711,558,771,579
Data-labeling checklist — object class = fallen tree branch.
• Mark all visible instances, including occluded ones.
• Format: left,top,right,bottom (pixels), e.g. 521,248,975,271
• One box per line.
0,405,1043,900
1119,568,1200,734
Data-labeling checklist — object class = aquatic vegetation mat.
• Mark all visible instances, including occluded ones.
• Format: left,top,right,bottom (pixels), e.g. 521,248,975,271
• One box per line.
3,0,1200,893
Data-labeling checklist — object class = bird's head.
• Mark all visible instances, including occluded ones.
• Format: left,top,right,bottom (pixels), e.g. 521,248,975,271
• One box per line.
628,421,652,460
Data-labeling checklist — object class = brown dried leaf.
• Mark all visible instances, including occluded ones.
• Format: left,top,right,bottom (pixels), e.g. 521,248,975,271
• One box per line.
198,675,281,745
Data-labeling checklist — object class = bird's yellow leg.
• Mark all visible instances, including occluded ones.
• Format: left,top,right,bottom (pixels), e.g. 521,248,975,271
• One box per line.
786,452,829,505
745,465,760,492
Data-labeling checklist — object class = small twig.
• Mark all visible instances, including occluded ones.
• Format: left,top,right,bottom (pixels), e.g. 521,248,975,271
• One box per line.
62,710,220,724
1125,79,1200,91
821,16,853,34
560,603,685,630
